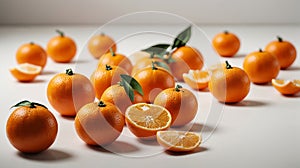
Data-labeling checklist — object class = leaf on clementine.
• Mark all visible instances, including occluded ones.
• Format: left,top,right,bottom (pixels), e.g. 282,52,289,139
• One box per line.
120,74,144,102
171,25,192,49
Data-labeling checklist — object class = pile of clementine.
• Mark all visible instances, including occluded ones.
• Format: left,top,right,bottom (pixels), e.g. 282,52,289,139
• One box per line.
6,25,299,155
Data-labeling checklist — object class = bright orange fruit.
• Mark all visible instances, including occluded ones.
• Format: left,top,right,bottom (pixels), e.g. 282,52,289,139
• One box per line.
183,70,210,90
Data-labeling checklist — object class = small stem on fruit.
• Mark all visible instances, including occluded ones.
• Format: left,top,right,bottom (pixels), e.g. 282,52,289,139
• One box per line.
225,61,233,69
29,42,34,45
277,36,283,42
100,32,105,36
30,102,36,108
151,61,158,70
66,68,74,75
98,101,106,107
110,48,116,56
105,64,113,71
224,30,229,34
259,48,263,52
175,85,183,92
56,29,64,37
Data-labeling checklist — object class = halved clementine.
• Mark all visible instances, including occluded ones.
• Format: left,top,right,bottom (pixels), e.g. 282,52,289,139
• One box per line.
272,79,300,95
125,103,172,140
183,70,210,90
156,131,202,152
10,63,42,82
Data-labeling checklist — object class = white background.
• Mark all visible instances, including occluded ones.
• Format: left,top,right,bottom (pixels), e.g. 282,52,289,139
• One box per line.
0,0,299,25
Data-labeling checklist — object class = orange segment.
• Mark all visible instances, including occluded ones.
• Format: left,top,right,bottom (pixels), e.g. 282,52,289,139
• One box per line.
125,103,172,140
272,79,300,95
10,63,42,82
183,70,210,90
156,131,202,152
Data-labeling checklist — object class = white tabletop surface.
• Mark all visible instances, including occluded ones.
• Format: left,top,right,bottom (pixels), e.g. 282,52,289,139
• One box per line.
0,24,299,168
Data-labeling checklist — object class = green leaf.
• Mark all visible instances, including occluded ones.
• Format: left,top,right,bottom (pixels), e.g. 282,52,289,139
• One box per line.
153,61,170,72
142,44,170,58
171,25,192,49
10,100,48,109
120,74,144,102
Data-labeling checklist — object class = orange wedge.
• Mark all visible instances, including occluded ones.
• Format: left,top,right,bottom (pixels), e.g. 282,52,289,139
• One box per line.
272,79,300,95
183,70,210,90
10,63,42,82
125,103,172,140
156,131,202,152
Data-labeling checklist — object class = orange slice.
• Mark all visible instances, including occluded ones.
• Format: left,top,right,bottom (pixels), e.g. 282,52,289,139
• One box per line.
272,79,300,95
156,131,202,152
125,103,172,140
183,70,210,90
10,63,42,82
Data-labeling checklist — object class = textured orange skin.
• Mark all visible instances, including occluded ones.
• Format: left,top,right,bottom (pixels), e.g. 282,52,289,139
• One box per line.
243,50,280,84
6,105,58,153
16,43,47,68
212,31,240,57
47,35,77,63
209,65,250,103
154,87,198,127
75,101,124,146
47,71,95,117
265,39,297,69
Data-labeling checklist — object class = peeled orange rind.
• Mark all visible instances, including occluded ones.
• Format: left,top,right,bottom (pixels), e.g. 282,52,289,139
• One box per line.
183,70,210,90
272,79,300,95
10,63,42,82
156,131,202,152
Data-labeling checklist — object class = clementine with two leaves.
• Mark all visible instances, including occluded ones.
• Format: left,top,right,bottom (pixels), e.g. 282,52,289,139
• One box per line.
75,101,124,146
212,31,240,57
157,131,201,152
133,63,175,103
125,103,172,140
154,85,198,127
16,42,47,68
47,69,95,117
209,61,250,103
6,101,58,153
92,65,128,99
47,30,77,63
265,36,297,69
243,49,280,84
88,33,117,59
98,49,133,74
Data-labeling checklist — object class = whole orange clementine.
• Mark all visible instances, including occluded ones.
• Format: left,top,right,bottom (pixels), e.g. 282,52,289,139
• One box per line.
16,42,47,68
212,31,240,57
75,101,124,146
169,46,204,81
6,100,58,153
47,69,95,117
88,33,117,59
265,36,297,69
243,49,280,84
133,63,175,103
154,85,198,127
47,30,77,63
209,61,250,103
